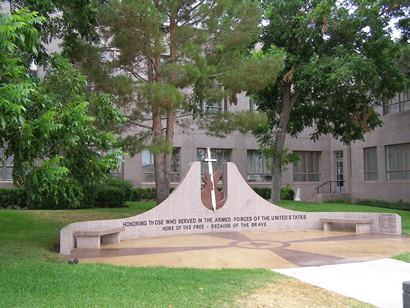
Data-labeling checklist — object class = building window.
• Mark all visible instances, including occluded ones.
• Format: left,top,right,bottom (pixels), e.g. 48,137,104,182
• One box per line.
0,148,13,181
364,147,378,181
141,148,180,183
247,150,272,182
200,97,227,114
384,88,410,115
386,143,410,181
111,155,124,179
197,148,231,174
171,148,181,182
293,151,321,182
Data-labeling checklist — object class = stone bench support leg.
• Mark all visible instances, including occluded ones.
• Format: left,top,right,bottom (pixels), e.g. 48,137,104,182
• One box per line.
323,222,332,231
101,233,120,244
356,224,371,234
77,236,100,249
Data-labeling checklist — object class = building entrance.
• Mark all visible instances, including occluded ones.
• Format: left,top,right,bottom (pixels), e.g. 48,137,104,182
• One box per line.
334,151,344,193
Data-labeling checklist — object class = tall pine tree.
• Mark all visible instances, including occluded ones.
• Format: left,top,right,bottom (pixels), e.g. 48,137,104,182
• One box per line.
66,0,283,203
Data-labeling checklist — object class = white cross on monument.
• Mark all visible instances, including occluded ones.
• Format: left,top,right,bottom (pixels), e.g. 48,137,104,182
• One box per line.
204,147,217,212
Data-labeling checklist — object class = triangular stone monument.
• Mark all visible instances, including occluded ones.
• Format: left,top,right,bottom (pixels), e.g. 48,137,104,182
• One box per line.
60,153,401,255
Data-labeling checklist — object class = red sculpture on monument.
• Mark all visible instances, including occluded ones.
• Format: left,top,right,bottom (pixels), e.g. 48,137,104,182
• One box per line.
200,148,226,211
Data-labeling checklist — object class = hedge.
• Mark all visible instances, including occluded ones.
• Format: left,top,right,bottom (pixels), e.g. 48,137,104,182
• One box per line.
253,186,295,201
0,185,298,208
353,199,410,212
0,188,26,208
93,177,133,208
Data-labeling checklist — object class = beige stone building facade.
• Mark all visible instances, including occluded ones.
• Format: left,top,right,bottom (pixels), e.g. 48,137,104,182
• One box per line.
1,71,409,202
105,89,410,203
2,88,409,202
1,2,409,202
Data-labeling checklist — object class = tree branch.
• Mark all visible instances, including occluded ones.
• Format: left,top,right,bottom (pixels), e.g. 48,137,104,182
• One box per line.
126,120,153,131
120,65,148,82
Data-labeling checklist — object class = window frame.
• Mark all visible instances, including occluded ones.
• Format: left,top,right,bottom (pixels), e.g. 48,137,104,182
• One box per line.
363,147,378,181
0,148,13,181
247,150,272,182
385,143,410,181
111,155,124,180
383,87,410,115
292,151,322,183
141,148,181,183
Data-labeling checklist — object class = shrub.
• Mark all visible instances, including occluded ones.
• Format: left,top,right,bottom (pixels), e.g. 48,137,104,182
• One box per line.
132,187,156,201
252,186,295,200
253,187,271,200
131,188,143,201
281,185,295,200
94,186,127,208
0,188,27,208
93,177,133,208
354,199,410,211
104,177,133,201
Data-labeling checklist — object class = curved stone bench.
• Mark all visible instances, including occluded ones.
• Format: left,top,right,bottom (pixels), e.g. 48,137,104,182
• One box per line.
320,218,373,234
74,227,125,249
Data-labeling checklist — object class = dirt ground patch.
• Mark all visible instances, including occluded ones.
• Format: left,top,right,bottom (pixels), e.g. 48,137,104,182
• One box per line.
237,277,373,308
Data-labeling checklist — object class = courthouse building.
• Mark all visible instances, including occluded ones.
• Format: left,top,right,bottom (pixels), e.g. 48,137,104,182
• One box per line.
106,88,410,203
1,3,409,202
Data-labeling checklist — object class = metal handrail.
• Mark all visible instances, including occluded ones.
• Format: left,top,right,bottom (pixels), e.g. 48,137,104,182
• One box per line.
315,180,345,194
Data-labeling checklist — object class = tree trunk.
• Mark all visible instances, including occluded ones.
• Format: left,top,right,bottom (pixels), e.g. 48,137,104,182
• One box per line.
270,85,293,204
149,45,169,204
154,153,169,203
154,11,177,204
152,105,168,203
271,147,282,204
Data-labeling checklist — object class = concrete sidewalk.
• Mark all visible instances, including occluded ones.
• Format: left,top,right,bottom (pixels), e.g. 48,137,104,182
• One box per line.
273,258,410,308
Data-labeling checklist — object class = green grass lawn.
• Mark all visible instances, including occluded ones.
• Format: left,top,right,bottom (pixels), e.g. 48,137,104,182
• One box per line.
0,200,409,307
0,202,278,307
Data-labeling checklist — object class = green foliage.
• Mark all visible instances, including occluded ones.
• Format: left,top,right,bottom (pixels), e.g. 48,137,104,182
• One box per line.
280,185,295,201
0,9,43,139
1,11,123,209
247,0,409,203
94,186,126,208
131,187,165,201
0,188,26,208
351,199,410,212
394,252,410,263
8,0,100,62
24,157,84,209
252,186,295,201
200,111,268,137
0,204,276,307
253,187,271,200
94,177,133,208
14,55,122,209
58,0,284,203
258,0,408,143
221,48,286,95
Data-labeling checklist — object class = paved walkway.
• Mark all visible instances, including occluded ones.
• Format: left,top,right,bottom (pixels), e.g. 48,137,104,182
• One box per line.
274,258,410,308
73,231,410,269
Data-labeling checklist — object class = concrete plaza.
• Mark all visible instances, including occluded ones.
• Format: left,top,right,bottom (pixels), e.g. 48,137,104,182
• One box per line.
73,230,410,269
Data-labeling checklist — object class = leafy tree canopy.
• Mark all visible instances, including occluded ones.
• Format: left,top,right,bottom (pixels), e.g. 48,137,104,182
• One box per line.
61,0,284,202
1,9,123,209
204,0,409,204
